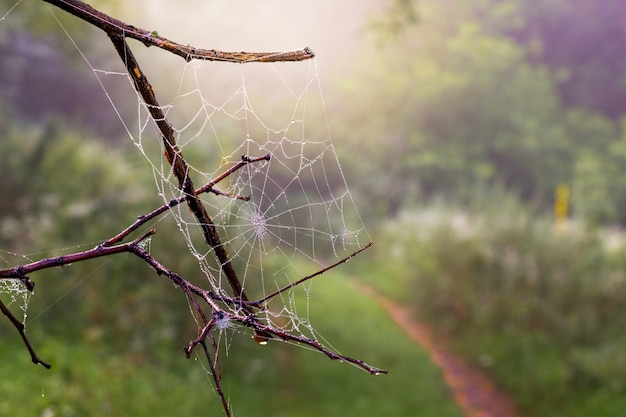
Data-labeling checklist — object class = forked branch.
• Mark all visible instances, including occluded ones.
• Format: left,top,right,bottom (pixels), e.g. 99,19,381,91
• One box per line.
108,32,255,309
0,154,268,370
103,153,270,247
2,2,386,416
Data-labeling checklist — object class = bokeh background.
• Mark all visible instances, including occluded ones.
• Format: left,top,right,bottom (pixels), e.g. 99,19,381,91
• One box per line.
2,1,626,416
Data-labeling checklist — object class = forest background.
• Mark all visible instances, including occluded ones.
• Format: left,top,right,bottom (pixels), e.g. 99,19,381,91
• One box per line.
2,1,626,416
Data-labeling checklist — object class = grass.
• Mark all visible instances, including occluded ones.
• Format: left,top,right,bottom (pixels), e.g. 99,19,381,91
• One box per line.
0,267,462,417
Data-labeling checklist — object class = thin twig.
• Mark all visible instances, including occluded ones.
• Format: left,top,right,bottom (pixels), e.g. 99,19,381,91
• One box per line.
185,317,216,359
0,299,51,368
103,153,269,247
252,242,373,306
195,154,271,195
200,340,232,417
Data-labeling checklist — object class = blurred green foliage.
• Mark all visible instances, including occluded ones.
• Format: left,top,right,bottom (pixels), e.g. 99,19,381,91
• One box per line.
364,190,626,416
335,0,626,226
3,0,626,416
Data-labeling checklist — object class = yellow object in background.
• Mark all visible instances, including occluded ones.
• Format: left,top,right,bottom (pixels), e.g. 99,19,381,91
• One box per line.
555,184,570,226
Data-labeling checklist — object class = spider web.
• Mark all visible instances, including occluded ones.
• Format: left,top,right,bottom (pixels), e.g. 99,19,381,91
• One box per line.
0,276,31,325
79,28,370,352
137,58,368,341
1,0,371,381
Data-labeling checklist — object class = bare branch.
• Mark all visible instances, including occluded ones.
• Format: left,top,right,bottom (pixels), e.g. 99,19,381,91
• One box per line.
195,154,271,196
0,230,156,279
42,0,314,63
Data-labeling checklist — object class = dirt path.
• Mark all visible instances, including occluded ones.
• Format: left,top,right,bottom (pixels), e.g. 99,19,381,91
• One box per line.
356,283,524,417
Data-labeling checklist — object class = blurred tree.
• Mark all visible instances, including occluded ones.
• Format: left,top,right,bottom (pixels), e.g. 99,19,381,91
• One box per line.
334,0,626,227
336,1,570,215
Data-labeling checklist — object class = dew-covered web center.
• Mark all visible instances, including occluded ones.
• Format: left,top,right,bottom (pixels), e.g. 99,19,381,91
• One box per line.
249,210,269,241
